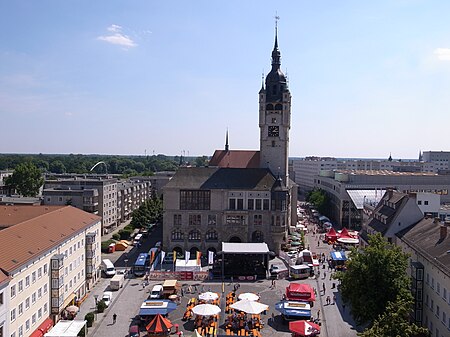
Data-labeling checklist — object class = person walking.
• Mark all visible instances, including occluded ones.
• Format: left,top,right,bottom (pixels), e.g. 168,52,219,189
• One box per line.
113,313,117,324
326,295,330,305
332,294,336,305
322,283,326,293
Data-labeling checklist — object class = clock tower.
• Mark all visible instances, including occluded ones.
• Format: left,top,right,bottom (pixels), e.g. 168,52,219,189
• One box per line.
259,27,291,184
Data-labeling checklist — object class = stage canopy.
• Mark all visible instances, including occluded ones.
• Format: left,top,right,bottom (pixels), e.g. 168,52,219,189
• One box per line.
221,242,269,254
139,300,178,316
330,251,347,261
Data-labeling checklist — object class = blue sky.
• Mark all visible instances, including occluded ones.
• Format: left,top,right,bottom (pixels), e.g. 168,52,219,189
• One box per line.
1,0,450,159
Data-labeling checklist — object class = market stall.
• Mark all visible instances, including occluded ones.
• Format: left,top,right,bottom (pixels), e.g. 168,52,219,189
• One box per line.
285,283,316,305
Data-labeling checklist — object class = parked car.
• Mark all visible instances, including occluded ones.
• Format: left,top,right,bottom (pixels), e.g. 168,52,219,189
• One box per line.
102,291,113,307
270,264,288,277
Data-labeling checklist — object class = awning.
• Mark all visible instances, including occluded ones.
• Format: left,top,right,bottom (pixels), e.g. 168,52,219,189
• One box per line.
330,251,347,261
62,293,76,308
30,317,54,337
44,320,86,337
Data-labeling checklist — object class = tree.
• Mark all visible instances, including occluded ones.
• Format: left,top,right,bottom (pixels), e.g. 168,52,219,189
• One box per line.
5,162,44,197
306,188,330,215
358,296,429,337
336,233,413,324
49,160,66,173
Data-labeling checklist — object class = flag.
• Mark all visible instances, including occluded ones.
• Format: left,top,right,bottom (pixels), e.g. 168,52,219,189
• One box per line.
173,250,177,263
196,251,202,265
208,251,214,265
150,250,155,264
160,251,166,265
185,251,190,265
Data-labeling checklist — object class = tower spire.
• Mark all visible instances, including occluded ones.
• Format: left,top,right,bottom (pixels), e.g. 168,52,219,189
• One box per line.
225,129,229,151
271,13,281,67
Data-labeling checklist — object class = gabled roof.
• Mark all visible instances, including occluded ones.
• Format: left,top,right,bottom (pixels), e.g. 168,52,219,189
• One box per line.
0,206,101,273
209,150,260,168
0,205,64,229
165,167,277,191
397,218,450,270
367,190,408,235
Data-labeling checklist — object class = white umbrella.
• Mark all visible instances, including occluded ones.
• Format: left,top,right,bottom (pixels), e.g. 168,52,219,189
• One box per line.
66,305,79,313
191,304,221,316
230,300,268,314
199,292,219,301
238,293,259,301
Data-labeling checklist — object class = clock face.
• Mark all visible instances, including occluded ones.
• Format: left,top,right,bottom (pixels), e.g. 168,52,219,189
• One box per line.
268,126,279,137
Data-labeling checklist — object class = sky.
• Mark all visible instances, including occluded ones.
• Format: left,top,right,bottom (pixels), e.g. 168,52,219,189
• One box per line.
1,0,450,159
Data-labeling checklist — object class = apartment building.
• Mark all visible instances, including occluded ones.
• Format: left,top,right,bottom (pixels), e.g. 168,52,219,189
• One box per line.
396,218,450,337
43,176,117,234
0,206,101,337
117,179,152,223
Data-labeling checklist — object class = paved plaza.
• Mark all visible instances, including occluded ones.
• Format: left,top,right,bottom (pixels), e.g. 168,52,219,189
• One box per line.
77,221,360,337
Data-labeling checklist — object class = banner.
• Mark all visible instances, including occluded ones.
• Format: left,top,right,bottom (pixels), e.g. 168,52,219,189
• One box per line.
196,251,202,265
173,250,177,263
208,251,214,265
185,251,190,265
160,251,166,266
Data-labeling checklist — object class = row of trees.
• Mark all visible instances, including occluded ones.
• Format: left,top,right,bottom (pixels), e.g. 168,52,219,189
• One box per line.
336,233,428,337
306,188,330,215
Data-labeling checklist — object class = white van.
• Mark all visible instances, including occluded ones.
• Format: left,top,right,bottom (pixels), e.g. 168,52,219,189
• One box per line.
133,233,143,246
150,284,163,299
101,259,116,277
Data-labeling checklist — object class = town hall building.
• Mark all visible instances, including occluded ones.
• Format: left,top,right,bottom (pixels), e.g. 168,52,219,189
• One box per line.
162,29,298,257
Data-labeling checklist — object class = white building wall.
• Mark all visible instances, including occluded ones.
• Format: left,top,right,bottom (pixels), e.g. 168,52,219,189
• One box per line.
5,220,101,337
0,281,9,337
416,193,441,216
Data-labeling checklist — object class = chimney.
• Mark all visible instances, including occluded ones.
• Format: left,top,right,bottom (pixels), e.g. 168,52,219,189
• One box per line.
440,225,447,241
386,188,393,199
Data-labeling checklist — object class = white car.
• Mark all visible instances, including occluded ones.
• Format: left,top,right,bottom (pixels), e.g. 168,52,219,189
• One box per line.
287,250,298,259
102,291,113,307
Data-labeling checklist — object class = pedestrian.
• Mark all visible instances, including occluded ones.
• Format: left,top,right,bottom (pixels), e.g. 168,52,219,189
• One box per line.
181,287,184,297
323,272,326,280
113,313,117,324
326,295,330,305
322,283,326,293
332,295,336,305
142,282,145,289
317,309,320,320
317,240,320,247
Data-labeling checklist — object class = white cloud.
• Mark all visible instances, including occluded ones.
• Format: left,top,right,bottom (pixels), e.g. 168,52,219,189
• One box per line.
98,25,137,48
434,48,450,61
107,24,122,33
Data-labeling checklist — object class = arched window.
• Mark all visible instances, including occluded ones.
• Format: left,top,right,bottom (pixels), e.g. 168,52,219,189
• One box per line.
190,246,200,256
275,103,282,110
171,230,184,241
229,236,242,243
266,103,274,110
173,247,183,256
205,230,218,242
252,231,264,243
188,230,201,241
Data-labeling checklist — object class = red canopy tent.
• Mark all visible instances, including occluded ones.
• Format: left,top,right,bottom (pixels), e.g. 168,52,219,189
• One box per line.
289,320,320,336
339,227,351,238
285,283,316,303
146,314,173,336
325,228,338,242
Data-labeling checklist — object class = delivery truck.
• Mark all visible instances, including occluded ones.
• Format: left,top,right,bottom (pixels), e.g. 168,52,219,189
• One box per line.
109,274,124,291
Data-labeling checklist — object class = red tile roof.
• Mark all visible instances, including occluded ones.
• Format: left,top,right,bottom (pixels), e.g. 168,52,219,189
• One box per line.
209,150,260,168
0,205,63,228
0,206,101,273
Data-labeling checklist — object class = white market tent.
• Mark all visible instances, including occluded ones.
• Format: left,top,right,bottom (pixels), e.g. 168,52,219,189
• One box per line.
221,242,269,254
44,320,86,337
175,259,201,272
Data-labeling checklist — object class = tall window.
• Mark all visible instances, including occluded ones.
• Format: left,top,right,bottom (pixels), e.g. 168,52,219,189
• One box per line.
189,214,201,226
205,230,218,241
208,215,216,226
247,199,254,210
255,199,262,210
188,230,201,241
173,214,182,226
226,215,246,225
229,198,236,210
237,199,244,210
171,230,184,241
253,214,262,226
180,190,210,210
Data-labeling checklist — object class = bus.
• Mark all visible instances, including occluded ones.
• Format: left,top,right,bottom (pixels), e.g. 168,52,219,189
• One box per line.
133,253,149,277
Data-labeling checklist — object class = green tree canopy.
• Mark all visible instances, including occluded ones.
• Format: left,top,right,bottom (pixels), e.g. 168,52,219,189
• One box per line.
336,233,413,324
306,188,330,215
130,196,163,228
5,162,44,197
358,296,429,337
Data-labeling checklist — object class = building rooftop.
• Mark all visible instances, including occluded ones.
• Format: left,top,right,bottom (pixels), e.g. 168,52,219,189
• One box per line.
397,218,450,273
0,206,101,273
0,205,64,228
335,169,437,176
209,150,260,169
165,167,280,191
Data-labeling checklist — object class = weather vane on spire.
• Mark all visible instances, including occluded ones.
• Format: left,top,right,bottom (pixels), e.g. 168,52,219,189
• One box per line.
274,12,280,30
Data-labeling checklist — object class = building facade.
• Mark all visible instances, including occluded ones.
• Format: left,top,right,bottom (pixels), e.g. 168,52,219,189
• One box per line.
396,218,450,337
163,30,297,255
0,206,101,337
43,176,117,234
117,179,152,223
